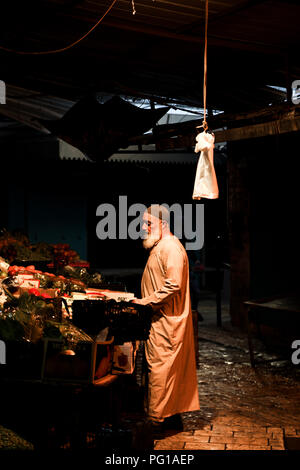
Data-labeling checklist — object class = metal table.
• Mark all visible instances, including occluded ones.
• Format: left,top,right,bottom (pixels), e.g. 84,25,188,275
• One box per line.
244,295,300,367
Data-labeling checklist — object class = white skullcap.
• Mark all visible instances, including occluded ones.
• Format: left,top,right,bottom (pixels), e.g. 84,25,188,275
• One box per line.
146,204,170,223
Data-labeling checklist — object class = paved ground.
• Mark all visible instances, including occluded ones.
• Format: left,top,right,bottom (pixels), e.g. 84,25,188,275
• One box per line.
153,424,287,451
152,298,300,451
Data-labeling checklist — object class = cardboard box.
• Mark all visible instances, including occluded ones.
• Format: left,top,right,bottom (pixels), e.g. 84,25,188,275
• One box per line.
112,341,138,375
17,275,40,289
41,337,114,384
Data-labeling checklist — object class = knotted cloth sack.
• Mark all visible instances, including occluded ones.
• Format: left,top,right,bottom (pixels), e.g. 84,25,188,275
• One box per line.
192,131,219,200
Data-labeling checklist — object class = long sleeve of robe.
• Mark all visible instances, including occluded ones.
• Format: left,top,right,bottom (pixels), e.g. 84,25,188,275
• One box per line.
139,236,200,421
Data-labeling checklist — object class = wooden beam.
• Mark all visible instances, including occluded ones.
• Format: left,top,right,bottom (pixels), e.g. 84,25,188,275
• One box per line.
128,104,300,147
177,0,269,33
214,116,300,143
142,116,300,150
102,18,286,56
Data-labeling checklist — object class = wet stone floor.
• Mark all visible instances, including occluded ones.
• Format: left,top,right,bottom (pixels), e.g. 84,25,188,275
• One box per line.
153,301,300,450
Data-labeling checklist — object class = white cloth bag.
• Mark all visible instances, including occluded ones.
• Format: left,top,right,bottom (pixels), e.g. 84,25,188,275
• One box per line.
192,131,219,200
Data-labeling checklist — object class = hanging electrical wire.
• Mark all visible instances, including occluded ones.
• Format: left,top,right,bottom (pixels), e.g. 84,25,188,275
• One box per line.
0,0,118,55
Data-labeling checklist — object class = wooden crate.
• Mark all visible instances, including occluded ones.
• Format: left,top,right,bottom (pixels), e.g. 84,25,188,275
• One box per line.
41,337,114,384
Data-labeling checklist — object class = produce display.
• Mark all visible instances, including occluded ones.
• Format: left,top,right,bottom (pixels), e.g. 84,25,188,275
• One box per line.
0,229,81,266
0,251,152,383
0,257,96,347
0,279,92,346
62,265,103,287
52,243,80,267
6,264,86,294
0,230,34,263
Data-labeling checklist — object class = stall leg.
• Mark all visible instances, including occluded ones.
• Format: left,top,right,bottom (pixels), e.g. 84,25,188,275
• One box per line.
245,307,255,367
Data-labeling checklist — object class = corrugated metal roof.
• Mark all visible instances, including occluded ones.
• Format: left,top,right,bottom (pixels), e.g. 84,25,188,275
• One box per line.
0,0,298,111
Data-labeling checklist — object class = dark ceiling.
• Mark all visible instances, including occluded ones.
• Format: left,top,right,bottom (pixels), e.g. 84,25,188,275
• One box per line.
0,0,299,114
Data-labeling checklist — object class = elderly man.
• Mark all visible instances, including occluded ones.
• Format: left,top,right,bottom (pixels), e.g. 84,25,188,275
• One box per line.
133,205,200,429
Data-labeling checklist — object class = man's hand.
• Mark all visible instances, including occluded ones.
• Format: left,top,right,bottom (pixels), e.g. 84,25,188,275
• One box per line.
131,298,143,305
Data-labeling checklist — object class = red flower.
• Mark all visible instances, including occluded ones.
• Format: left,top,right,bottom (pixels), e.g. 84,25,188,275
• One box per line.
28,288,40,296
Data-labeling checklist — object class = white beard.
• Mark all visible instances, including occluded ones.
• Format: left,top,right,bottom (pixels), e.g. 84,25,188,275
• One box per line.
142,234,160,250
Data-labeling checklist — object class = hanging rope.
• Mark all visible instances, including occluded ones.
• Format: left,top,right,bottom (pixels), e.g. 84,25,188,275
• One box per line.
197,0,209,131
0,0,118,55
192,0,219,201
131,0,137,15
203,0,209,130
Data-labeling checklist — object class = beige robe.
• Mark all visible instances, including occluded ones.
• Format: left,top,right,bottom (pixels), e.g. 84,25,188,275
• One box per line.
139,236,200,420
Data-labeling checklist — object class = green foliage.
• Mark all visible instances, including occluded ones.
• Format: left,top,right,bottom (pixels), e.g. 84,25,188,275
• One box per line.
0,318,25,341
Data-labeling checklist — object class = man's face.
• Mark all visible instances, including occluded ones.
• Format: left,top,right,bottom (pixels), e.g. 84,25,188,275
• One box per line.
142,212,162,249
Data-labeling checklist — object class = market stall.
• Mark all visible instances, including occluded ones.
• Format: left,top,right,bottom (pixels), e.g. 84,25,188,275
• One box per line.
0,233,152,449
